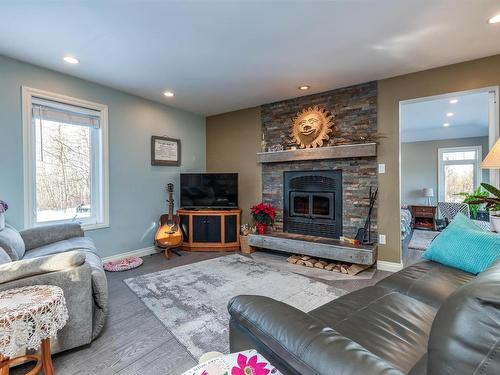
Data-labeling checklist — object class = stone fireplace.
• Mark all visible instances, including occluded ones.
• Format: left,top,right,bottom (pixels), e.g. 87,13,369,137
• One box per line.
283,170,342,238
260,81,378,240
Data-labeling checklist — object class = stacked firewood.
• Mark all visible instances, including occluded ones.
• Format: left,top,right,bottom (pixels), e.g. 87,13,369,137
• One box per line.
287,255,369,276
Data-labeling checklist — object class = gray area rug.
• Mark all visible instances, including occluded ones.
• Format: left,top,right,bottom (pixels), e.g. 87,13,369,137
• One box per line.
408,229,440,250
251,251,376,280
125,254,345,359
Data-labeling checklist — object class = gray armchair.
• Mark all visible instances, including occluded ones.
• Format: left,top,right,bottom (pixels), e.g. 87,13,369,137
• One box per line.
0,223,108,354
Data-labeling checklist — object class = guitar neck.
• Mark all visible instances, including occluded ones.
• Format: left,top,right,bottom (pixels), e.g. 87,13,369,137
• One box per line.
168,192,174,221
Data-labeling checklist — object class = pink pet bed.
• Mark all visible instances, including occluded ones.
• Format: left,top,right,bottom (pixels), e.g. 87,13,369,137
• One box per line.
103,256,143,272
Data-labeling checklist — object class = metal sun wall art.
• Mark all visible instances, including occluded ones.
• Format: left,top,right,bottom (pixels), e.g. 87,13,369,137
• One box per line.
290,105,334,148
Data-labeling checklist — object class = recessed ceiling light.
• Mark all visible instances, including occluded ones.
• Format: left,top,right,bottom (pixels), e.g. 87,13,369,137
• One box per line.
163,91,175,97
446,112,454,117
488,14,500,24
443,123,450,127
63,56,79,64
298,85,310,91
449,98,459,104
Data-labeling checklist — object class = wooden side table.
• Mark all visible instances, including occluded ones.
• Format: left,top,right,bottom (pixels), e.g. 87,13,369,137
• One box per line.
0,285,68,375
411,205,437,231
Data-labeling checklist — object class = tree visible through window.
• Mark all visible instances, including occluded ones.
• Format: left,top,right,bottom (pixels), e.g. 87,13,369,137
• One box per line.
24,88,108,229
438,146,481,203
35,119,92,222
444,164,474,202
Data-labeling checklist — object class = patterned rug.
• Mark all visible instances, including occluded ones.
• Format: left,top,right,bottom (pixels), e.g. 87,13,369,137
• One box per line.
124,254,345,359
408,229,440,250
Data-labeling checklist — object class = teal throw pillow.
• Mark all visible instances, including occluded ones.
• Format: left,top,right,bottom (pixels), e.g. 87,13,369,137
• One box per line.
422,213,500,274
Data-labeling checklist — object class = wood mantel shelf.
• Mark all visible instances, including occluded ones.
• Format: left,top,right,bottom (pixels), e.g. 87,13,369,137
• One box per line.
256,143,377,163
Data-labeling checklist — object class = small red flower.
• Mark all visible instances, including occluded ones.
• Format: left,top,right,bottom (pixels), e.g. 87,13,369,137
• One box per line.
231,353,270,375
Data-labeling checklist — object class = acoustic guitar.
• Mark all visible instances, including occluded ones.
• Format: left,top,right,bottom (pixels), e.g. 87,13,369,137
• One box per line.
155,183,183,259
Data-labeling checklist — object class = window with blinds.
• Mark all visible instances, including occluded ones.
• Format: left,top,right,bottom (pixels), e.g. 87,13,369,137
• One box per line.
23,88,109,229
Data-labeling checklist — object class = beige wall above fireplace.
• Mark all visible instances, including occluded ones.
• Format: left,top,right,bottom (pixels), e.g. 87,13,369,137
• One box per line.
206,107,262,224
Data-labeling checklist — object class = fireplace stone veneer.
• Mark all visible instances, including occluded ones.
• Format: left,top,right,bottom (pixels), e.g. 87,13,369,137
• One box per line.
261,81,378,239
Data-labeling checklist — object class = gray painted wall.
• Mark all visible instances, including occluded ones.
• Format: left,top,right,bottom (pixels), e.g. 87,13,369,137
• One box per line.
401,136,489,206
0,55,206,257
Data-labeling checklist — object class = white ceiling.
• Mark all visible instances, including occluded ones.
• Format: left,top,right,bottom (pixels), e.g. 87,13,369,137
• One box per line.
0,0,500,116
401,91,490,143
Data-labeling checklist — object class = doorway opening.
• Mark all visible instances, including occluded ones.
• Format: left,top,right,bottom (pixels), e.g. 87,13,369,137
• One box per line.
399,87,499,266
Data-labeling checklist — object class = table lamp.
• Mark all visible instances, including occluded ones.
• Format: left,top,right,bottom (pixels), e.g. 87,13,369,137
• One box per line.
481,138,500,168
423,188,434,206
481,138,500,232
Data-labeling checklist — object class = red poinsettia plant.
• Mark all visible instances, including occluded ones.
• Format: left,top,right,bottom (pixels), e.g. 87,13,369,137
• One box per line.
251,202,276,234
251,202,276,225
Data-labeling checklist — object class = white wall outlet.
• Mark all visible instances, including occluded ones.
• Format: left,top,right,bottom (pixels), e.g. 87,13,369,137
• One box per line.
378,163,386,174
378,234,386,245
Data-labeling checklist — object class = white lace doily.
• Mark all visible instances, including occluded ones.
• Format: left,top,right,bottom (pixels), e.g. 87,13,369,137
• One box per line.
0,285,69,358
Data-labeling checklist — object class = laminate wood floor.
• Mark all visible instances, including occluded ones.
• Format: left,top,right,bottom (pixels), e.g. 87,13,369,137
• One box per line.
13,250,391,375
402,230,426,267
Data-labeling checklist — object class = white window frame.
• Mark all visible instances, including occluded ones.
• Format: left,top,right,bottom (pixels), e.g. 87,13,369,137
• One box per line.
22,86,109,230
437,145,482,203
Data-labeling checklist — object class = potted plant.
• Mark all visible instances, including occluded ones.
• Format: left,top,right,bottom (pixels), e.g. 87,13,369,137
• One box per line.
466,183,500,232
250,203,276,235
456,186,488,219
0,200,8,230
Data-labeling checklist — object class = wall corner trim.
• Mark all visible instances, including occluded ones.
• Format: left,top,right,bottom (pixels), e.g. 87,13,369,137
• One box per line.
101,246,160,263
377,260,404,272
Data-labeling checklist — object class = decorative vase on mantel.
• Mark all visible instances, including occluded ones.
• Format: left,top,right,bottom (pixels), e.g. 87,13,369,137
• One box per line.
261,133,267,152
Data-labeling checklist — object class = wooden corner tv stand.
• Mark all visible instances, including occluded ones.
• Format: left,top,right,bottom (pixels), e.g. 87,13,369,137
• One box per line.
177,208,241,252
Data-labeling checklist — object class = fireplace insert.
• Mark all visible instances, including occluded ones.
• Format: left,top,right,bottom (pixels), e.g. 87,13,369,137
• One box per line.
283,170,342,238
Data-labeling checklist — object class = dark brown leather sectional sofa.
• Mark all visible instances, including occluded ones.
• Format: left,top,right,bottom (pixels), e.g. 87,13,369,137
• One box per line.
228,259,500,374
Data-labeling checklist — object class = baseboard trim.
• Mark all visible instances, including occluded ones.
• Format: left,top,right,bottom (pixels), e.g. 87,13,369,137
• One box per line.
102,246,159,262
377,260,404,272
102,247,405,272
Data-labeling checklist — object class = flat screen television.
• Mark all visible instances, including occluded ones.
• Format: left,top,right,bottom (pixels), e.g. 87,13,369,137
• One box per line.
180,173,238,208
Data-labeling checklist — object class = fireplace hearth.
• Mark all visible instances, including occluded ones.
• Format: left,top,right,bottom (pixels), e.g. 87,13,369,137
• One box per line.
283,170,342,239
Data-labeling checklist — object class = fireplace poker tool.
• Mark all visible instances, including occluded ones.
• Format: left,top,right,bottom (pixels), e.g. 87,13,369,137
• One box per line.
355,186,378,245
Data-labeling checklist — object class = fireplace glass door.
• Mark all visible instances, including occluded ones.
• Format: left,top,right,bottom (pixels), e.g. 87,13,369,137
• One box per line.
290,192,334,219
312,194,332,217
284,170,342,238
291,193,309,216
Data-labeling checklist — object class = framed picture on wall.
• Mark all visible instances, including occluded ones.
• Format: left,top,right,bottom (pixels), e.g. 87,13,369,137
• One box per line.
151,136,181,166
